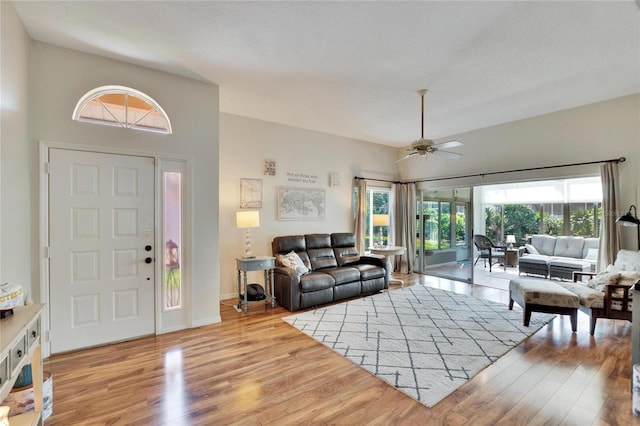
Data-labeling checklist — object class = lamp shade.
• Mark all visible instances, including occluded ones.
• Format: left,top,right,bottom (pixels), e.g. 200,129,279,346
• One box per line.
506,235,516,244
373,214,389,226
616,205,640,227
236,210,260,228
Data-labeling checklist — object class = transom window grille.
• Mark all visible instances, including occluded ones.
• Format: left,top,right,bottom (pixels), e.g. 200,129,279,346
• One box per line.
72,85,172,134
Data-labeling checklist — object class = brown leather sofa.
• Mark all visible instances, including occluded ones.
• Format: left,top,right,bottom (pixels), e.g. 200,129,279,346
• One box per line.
271,233,388,311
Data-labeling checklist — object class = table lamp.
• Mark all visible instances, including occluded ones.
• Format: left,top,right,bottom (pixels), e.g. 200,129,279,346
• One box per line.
506,235,516,249
373,214,389,247
236,210,260,258
616,205,640,250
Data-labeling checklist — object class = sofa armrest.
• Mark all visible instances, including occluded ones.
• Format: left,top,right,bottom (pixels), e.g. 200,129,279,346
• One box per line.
573,271,596,282
273,266,302,311
603,283,633,315
358,254,386,268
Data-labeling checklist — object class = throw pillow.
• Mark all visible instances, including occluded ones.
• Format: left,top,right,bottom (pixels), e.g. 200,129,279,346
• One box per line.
584,248,598,261
277,251,310,275
618,270,640,287
524,244,539,255
586,266,622,291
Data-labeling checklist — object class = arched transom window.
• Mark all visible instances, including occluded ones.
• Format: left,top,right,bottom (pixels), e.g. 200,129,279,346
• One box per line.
73,85,172,134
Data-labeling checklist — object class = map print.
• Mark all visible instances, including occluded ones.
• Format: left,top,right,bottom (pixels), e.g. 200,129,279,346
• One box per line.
278,187,325,220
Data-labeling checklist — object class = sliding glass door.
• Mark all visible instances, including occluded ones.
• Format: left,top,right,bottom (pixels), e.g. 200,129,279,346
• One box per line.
416,188,473,283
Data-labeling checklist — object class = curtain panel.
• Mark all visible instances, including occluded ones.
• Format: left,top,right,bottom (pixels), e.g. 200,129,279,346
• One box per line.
354,179,367,254
391,182,417,274
598,162,621,270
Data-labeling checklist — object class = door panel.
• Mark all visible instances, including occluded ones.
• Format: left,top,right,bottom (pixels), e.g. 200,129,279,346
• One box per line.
417,190,473,283
49,149,155,353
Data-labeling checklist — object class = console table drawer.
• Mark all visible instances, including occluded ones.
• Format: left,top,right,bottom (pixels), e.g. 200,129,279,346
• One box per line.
10,335,26,375
237,257,275,272
27,318,40,347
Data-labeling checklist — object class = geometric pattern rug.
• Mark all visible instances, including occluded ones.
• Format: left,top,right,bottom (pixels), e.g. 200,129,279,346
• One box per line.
283,285,554,407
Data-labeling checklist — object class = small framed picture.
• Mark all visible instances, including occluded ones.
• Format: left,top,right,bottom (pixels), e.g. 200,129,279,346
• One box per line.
264,159,276,176
240,178,263,209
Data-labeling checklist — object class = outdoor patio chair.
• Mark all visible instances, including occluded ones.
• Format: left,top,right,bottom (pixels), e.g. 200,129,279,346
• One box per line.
473,234,507,272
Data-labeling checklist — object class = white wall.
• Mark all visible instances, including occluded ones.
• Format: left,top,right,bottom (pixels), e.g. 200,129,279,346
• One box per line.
0,2,32,296
400,95,640,248
28,43,221,326
401,95,638,195
219,113,398,299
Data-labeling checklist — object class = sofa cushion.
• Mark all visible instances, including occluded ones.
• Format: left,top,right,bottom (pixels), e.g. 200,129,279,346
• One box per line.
299,272,335,292
307,247,338,270
613,249,640,272
548,258,591,269
530,235,557,256
509,278,579,308
272,235,306,254
334,246,361,266
324,267,360,285
353,263,386,280
556,281,604,309
519,254,549,266
582,238,599,259
553,236,585,259
584,248,598,262
305,233,332,249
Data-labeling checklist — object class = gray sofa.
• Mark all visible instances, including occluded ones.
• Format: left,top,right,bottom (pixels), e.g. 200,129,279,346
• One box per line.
519,235,599,280
271,233,388,311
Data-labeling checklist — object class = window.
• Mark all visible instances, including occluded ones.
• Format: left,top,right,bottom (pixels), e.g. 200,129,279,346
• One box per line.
362,188,390,249
72,85,172,134
419,200,452,250
479,177,602,243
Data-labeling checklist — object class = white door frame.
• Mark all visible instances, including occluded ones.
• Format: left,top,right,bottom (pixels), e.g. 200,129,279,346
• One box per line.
39,140,192,357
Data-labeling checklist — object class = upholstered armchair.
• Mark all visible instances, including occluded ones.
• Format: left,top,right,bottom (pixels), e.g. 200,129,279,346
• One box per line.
570,249,640,334
473,234,506,272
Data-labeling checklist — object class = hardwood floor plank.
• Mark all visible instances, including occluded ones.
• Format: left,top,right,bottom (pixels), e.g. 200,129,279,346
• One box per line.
42,273,638,425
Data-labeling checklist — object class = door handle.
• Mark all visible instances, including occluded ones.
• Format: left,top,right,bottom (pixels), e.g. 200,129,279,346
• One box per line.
145,257,153,264
145,245,152,252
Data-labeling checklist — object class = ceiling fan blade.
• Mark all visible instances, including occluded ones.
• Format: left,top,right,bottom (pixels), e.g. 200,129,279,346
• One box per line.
433,140,463,149
434,150,463,159
394,152,417,163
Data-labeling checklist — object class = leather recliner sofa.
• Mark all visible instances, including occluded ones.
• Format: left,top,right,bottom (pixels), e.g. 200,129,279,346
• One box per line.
271,233,388,311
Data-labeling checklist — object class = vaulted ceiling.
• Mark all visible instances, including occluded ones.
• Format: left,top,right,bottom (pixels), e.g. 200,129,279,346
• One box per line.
12,1,640,147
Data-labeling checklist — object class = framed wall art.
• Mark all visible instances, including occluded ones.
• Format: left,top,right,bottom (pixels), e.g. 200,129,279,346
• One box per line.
239,178,263,209
277,187,326,221
264,159,276,176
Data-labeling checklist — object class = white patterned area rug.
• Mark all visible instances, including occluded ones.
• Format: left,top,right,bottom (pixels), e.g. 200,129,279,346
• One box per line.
283,285,554,407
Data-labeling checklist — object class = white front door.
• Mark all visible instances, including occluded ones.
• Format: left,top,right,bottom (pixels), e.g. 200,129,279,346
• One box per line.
49,149,156,353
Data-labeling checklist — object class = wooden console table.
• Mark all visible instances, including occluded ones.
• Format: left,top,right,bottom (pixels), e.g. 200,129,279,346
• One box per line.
0,304,44,426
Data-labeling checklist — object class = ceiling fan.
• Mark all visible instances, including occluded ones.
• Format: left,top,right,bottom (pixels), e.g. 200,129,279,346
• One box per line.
395,89,463,163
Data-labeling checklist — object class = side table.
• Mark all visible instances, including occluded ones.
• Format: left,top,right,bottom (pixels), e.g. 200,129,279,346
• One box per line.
369,245,406,287
505,249,519,267
236,256,276,313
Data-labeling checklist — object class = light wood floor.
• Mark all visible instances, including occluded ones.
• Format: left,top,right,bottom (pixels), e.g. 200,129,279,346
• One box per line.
43,273,639,425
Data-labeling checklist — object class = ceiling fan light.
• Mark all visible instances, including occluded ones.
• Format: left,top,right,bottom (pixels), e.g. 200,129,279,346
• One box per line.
397,90,464,163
